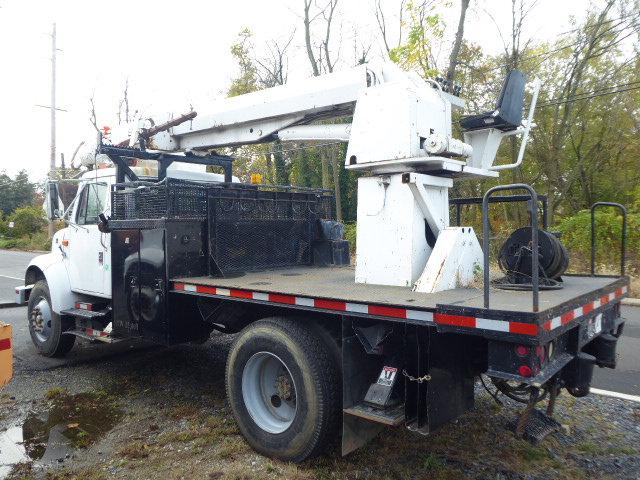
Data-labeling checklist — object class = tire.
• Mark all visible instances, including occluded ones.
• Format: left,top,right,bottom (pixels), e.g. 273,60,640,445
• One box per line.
27,280,75,357
225,317,341,462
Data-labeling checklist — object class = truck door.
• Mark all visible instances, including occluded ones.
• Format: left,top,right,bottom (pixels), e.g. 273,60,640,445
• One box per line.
65,182,111,297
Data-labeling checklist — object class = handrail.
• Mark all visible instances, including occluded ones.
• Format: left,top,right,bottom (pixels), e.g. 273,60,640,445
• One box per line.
482,184,540,312
590,202,627,277
450,194,548,230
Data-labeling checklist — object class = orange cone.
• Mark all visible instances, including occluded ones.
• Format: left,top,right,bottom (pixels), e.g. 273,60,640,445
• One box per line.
0,322,13,387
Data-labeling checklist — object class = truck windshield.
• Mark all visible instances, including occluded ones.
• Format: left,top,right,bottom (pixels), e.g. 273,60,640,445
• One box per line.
76,183,108,225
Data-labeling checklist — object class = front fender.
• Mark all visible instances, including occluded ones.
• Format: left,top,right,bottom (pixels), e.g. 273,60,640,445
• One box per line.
25,250,76,314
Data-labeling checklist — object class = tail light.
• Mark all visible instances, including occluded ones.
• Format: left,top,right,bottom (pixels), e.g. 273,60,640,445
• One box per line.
518,365,533,377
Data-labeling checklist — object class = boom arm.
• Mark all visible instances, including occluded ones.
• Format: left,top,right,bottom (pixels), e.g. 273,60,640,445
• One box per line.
122,62,533,180
147,64,376,151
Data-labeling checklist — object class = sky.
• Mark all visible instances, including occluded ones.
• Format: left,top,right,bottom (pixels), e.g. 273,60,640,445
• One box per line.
0,0,594,182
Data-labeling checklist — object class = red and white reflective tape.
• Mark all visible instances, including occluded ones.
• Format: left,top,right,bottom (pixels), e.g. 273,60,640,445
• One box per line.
84,328,109,338
172,282,627,337
433,313,539,336
0,338,11,352
436,286,627,336
75,302,93,311
542,286,627,332
173,282,434,323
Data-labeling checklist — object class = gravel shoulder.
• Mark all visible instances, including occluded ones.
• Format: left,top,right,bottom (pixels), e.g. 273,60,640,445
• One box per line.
1,332,639,480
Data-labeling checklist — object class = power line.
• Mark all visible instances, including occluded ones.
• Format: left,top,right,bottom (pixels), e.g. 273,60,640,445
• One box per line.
468,12,639,75
536,84,640,109
237,85,640,159
533,80,640,108
554,10,640,37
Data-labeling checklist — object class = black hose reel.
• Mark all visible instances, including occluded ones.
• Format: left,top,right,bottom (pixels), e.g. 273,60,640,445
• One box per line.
495,227,569,290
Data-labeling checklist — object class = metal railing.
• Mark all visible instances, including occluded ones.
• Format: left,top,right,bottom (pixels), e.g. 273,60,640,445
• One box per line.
590,202,627,277
482,184,540,312
450,194,548,230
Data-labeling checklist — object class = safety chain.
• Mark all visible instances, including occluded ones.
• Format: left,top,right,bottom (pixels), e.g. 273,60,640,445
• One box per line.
402,369,432,383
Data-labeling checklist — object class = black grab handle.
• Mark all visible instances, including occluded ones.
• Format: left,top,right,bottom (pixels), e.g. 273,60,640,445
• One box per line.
483,184,540,312
590,202,627,277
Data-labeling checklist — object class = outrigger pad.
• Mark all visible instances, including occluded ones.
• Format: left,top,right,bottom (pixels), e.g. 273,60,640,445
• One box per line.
509,408,562,444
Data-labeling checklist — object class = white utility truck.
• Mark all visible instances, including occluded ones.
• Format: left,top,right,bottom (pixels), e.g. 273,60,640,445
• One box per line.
17,62,628,462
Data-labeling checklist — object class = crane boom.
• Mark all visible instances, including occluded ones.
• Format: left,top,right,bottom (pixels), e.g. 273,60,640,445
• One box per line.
148,64,375,151
106,60,538,292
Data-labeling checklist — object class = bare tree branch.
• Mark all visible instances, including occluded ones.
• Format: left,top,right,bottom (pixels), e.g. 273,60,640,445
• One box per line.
303,0,321,76
88,95,99,132
374,0,391,54
256,30,296,87
446,0,470,83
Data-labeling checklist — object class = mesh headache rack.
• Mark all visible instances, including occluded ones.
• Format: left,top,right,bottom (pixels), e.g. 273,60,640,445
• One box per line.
109,178,336,276
111,178,332,222
207,186,333,275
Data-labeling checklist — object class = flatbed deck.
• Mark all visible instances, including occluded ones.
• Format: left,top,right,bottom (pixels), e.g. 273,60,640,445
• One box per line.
172,266,628,342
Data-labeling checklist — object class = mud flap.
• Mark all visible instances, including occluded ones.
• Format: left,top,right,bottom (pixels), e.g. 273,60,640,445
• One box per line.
341,318,385,455
404,325,475,434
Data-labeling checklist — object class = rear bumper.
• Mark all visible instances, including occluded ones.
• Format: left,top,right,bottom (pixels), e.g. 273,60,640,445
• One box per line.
487,299,625,386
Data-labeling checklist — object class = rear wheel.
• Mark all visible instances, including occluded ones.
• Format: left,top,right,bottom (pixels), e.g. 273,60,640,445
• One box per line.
27,280,75,357
225,317,341,462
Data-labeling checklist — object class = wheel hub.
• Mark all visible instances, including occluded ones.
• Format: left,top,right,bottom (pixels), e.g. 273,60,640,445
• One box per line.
30,298,52,343
242,352,298,434
276,371,294,402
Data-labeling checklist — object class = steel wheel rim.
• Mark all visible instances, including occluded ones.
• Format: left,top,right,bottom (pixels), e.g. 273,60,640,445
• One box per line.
242,351,298,434
30,298,52,343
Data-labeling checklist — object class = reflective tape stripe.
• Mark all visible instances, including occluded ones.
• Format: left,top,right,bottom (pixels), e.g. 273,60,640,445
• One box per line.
368,305,407,319
346,302,368,314
510,322,539,336
314,299,346,311
172,282,627,337
406,310,434,322
268,293,296,304
294,297,314,307
435,313,476,328
0,338,11,351
476,317,509,332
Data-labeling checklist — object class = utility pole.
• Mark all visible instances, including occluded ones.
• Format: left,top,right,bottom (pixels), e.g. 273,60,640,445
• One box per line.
35,24,66,237
49,22,57,238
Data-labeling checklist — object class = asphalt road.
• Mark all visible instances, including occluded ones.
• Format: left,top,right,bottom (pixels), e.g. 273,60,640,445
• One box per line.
0,248,638,395
0,250,38,304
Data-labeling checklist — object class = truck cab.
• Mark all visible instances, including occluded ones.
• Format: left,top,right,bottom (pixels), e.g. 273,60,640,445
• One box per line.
17,160,234,356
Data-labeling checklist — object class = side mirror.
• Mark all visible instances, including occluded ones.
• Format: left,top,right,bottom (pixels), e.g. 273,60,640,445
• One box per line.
44,181,64,220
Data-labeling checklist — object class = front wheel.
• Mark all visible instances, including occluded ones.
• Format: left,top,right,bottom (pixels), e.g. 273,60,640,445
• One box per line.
225,317,341,462
27,280,75,357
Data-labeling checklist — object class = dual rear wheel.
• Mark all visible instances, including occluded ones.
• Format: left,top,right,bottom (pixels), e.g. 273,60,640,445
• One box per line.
225,317,341,462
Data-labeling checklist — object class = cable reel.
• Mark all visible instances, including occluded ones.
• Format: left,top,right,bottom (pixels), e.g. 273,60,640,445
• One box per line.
495,227,569,290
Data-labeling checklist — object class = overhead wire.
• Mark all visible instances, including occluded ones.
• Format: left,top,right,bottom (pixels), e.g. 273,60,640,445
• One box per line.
235,83,640,159
465,12,639,75
232,14,639,160
535,84,640,109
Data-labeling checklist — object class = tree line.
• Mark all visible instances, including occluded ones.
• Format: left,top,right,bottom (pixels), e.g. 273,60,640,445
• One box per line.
221,0,638,230
71,0,638,272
